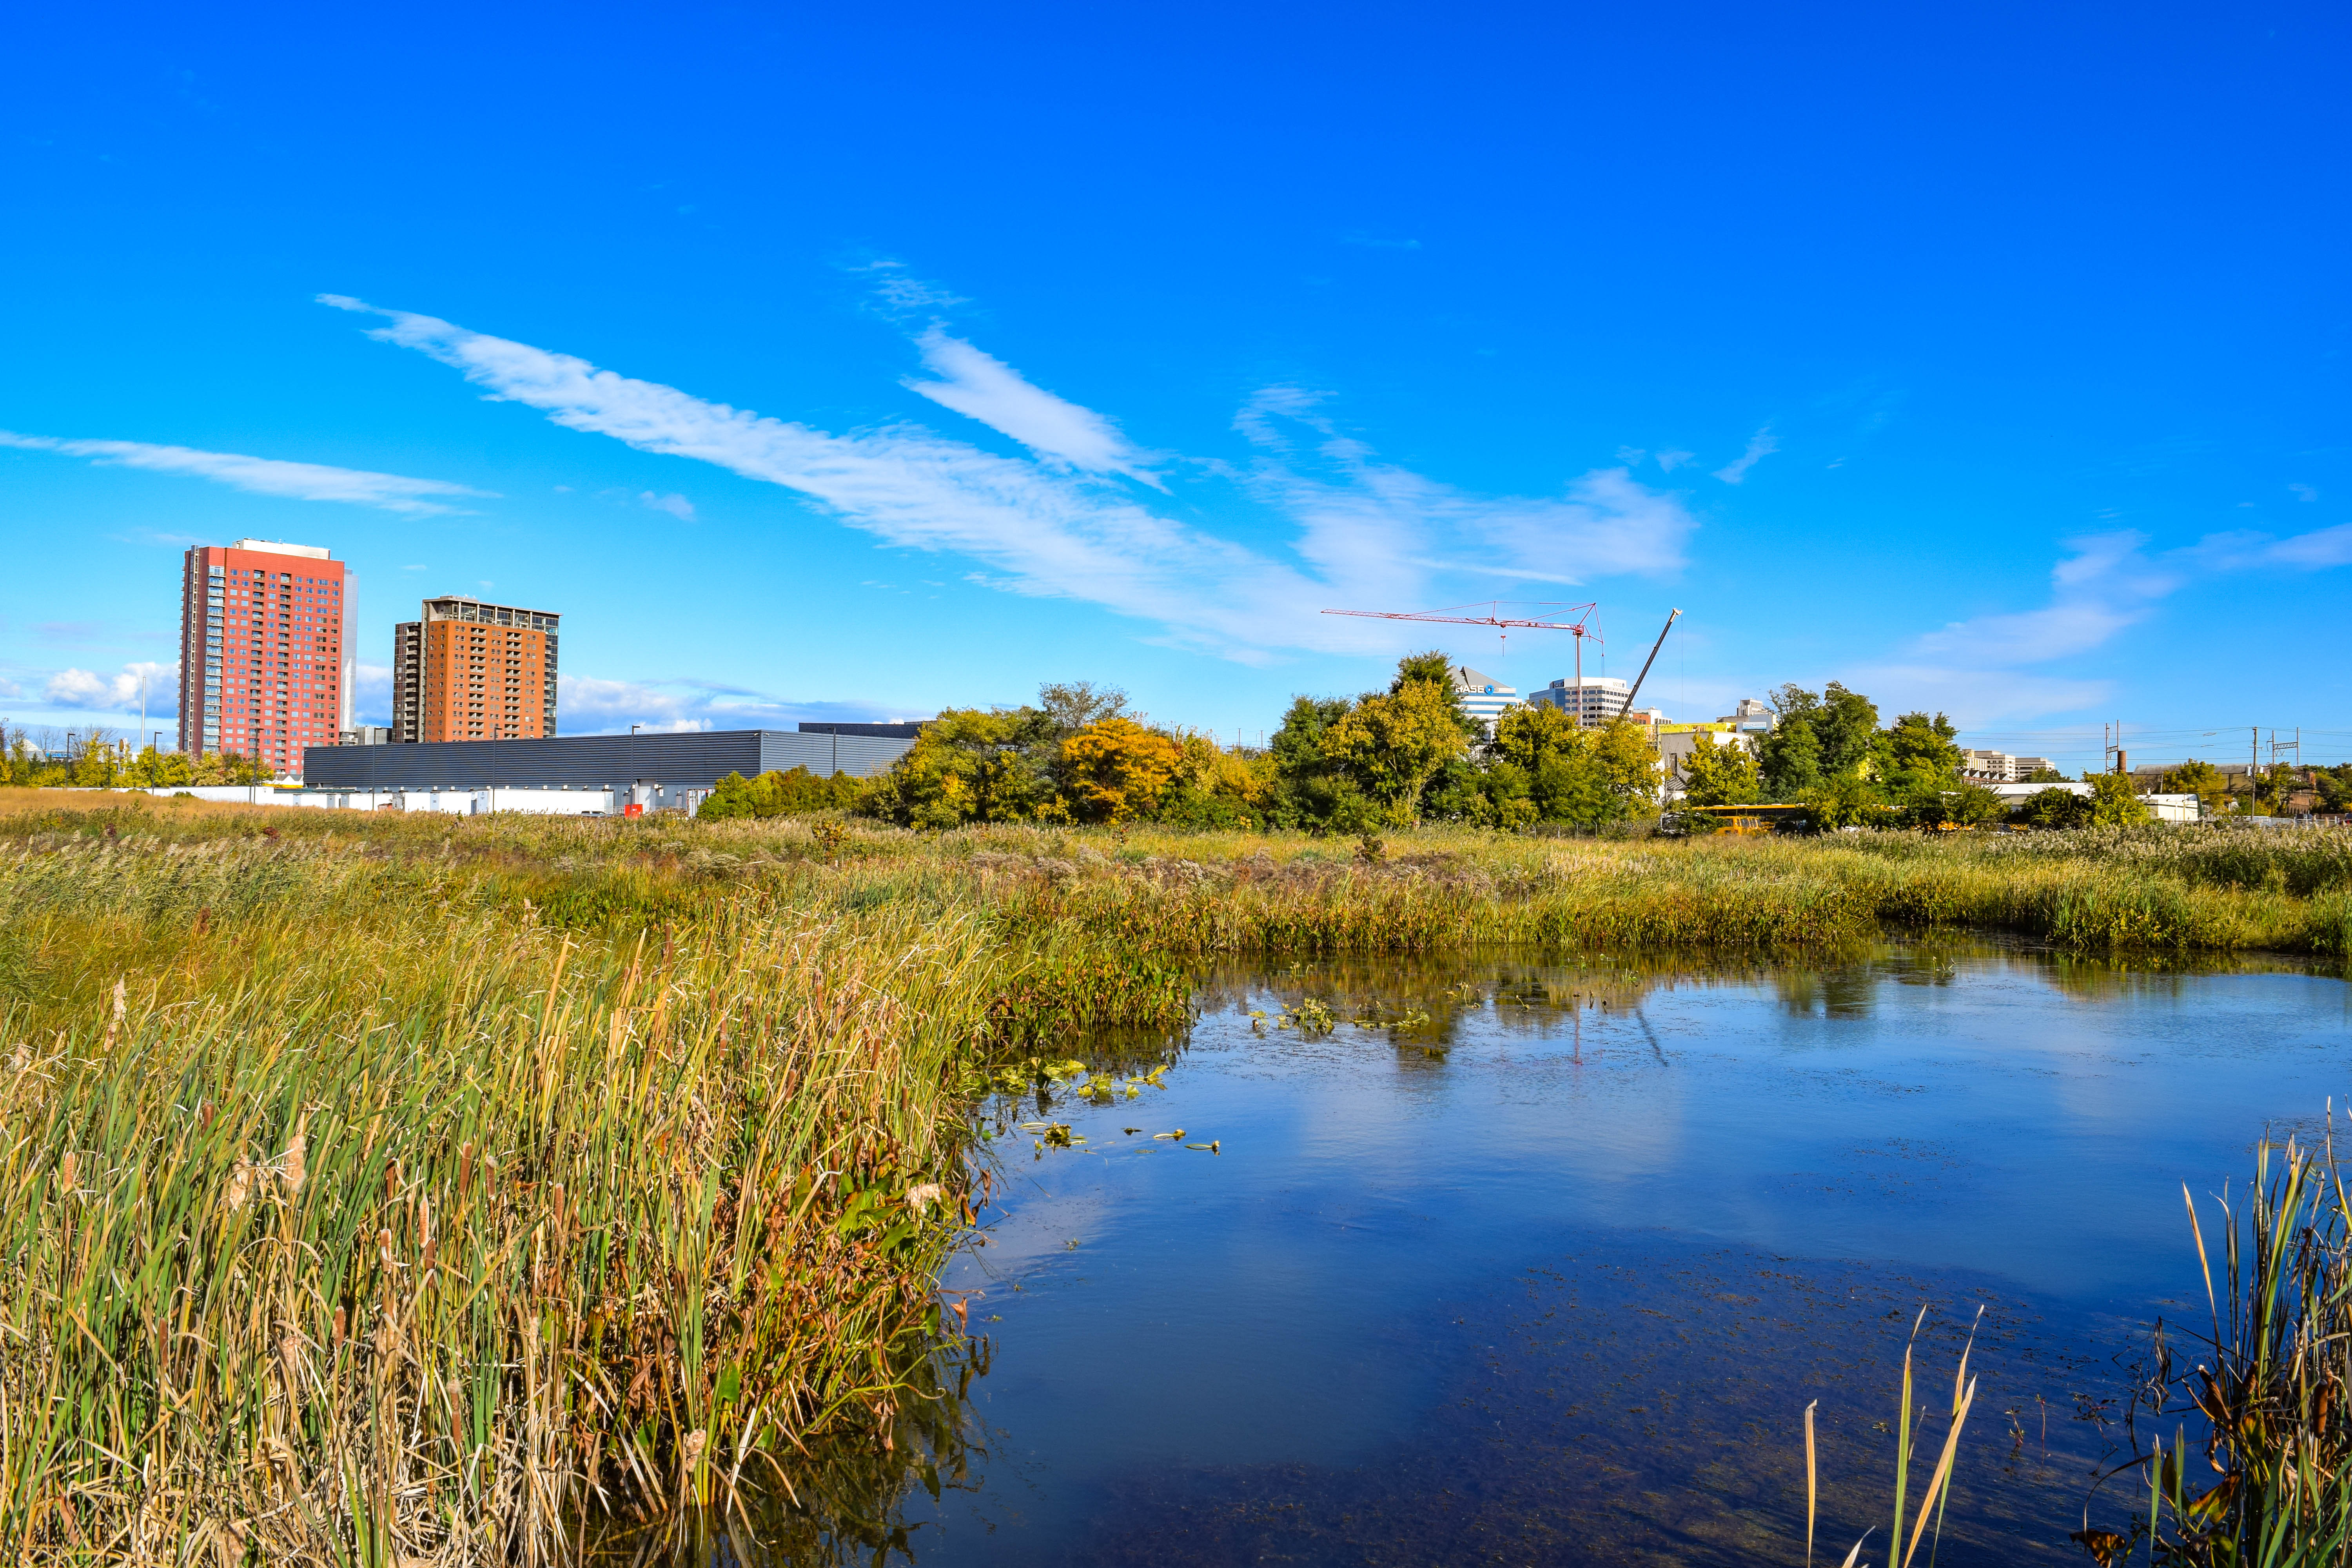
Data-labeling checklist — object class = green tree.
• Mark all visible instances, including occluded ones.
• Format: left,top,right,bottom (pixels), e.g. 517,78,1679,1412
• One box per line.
1489,710,1658,825
699,766,863,821
862,708,1051,828
2160,759,2230,817
1390,650,1477,735
2084,771,2149,826
69,745,122,788
1816,683,1882,777
1488,702,1582,774
1759,708,1824,799
1266,695,1366,829
1904,779,2005,829
1804,773,1898,831
2318,766,2352,813
127,746,192,788
1677,739,1761,806
1877,711,1962,780
1320,677,1471,826
1037,680,1129,733
2018,786,2092,829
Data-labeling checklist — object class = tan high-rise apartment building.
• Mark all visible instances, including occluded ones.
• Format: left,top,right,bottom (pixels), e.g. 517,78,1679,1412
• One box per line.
179,539,356,774
390,596,560,743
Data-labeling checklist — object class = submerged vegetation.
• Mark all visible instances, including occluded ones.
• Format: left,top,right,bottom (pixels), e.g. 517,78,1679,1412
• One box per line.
0,791,2347,1562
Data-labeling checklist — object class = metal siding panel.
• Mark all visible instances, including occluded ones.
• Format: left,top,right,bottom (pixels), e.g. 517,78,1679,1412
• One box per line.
303,730,777,790
757,733,915,779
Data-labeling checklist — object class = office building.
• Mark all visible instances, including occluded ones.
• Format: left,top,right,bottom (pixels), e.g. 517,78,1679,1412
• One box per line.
391,596,560,743
179,539,354,774
1960,749,2061,782
1448,666,1519,736
1717,698,1775,736
1526,674,1631,725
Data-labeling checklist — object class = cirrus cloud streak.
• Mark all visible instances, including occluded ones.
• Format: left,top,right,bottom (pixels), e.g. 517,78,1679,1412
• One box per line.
321,294,1696,661
0,431,492,515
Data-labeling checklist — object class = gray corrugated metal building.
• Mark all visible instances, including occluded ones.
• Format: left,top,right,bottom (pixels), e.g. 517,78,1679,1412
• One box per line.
301,728,915,793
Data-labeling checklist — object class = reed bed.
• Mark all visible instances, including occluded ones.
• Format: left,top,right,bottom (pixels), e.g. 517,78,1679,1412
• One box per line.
1,796,2347,1563
2090,1130,2352,1567
0,815,1177,1565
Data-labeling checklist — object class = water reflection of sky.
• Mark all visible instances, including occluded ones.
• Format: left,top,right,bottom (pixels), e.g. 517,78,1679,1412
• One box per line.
900,947,2352,1567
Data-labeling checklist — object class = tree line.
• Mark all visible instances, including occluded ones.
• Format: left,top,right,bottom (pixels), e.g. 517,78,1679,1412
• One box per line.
702,656,2203,832
0,727,272,789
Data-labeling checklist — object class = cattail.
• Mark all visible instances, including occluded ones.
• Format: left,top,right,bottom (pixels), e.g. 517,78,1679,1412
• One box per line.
59,1150,77,1193
100,978,126,1051
904,1183,945,1215
225,1161,253,1212
681,1429,708,1469
278,1131,305,1195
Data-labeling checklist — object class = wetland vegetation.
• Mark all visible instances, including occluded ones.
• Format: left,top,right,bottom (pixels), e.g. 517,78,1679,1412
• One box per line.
1,790,2348,1563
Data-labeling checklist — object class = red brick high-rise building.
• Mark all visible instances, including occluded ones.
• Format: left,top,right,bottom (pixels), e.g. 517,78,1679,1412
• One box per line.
390,595,560,743
179,539,354,774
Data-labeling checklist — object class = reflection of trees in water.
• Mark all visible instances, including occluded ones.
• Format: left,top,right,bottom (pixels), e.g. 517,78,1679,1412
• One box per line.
678,941,2343,1564
590,1335,989,1566
1199,940,2338,1043
1196,953,1782,1054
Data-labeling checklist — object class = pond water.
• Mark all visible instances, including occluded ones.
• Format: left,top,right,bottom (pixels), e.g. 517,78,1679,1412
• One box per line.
795,945,2352,1566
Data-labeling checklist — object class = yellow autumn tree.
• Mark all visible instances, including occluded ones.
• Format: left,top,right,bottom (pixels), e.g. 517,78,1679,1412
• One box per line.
1058,717,1184,823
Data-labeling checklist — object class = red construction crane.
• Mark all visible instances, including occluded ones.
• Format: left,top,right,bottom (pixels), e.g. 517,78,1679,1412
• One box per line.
1321,601,1605,720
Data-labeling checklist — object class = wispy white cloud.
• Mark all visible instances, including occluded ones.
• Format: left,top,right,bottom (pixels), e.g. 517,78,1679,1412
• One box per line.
1711,427,1779,485
557,672,920,735
0,430,491,515
853,260,969,318
640,490,697,521
1846,663,2117,724
2179,522,2352,572
1860,512,2352,723
322,294,1696,661
905,328,1162,485
1911,532,2180,668
40,661,178,714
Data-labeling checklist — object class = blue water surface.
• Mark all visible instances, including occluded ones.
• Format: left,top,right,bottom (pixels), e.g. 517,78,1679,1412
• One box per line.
885,947,2349,1566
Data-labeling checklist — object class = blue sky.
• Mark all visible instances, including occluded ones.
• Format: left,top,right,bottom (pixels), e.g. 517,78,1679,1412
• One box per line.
4,1,2347,771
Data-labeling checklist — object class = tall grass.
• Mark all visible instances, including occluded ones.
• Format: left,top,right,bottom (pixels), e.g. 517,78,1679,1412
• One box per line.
0,813,1184,1564
2,795,2345,1562
2094,1133,2352,1565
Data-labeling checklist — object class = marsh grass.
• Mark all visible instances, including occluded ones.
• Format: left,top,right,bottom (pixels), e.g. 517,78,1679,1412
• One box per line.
2091,1130,2352,1566
0,812,1191,1565
1,795,2346,1563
